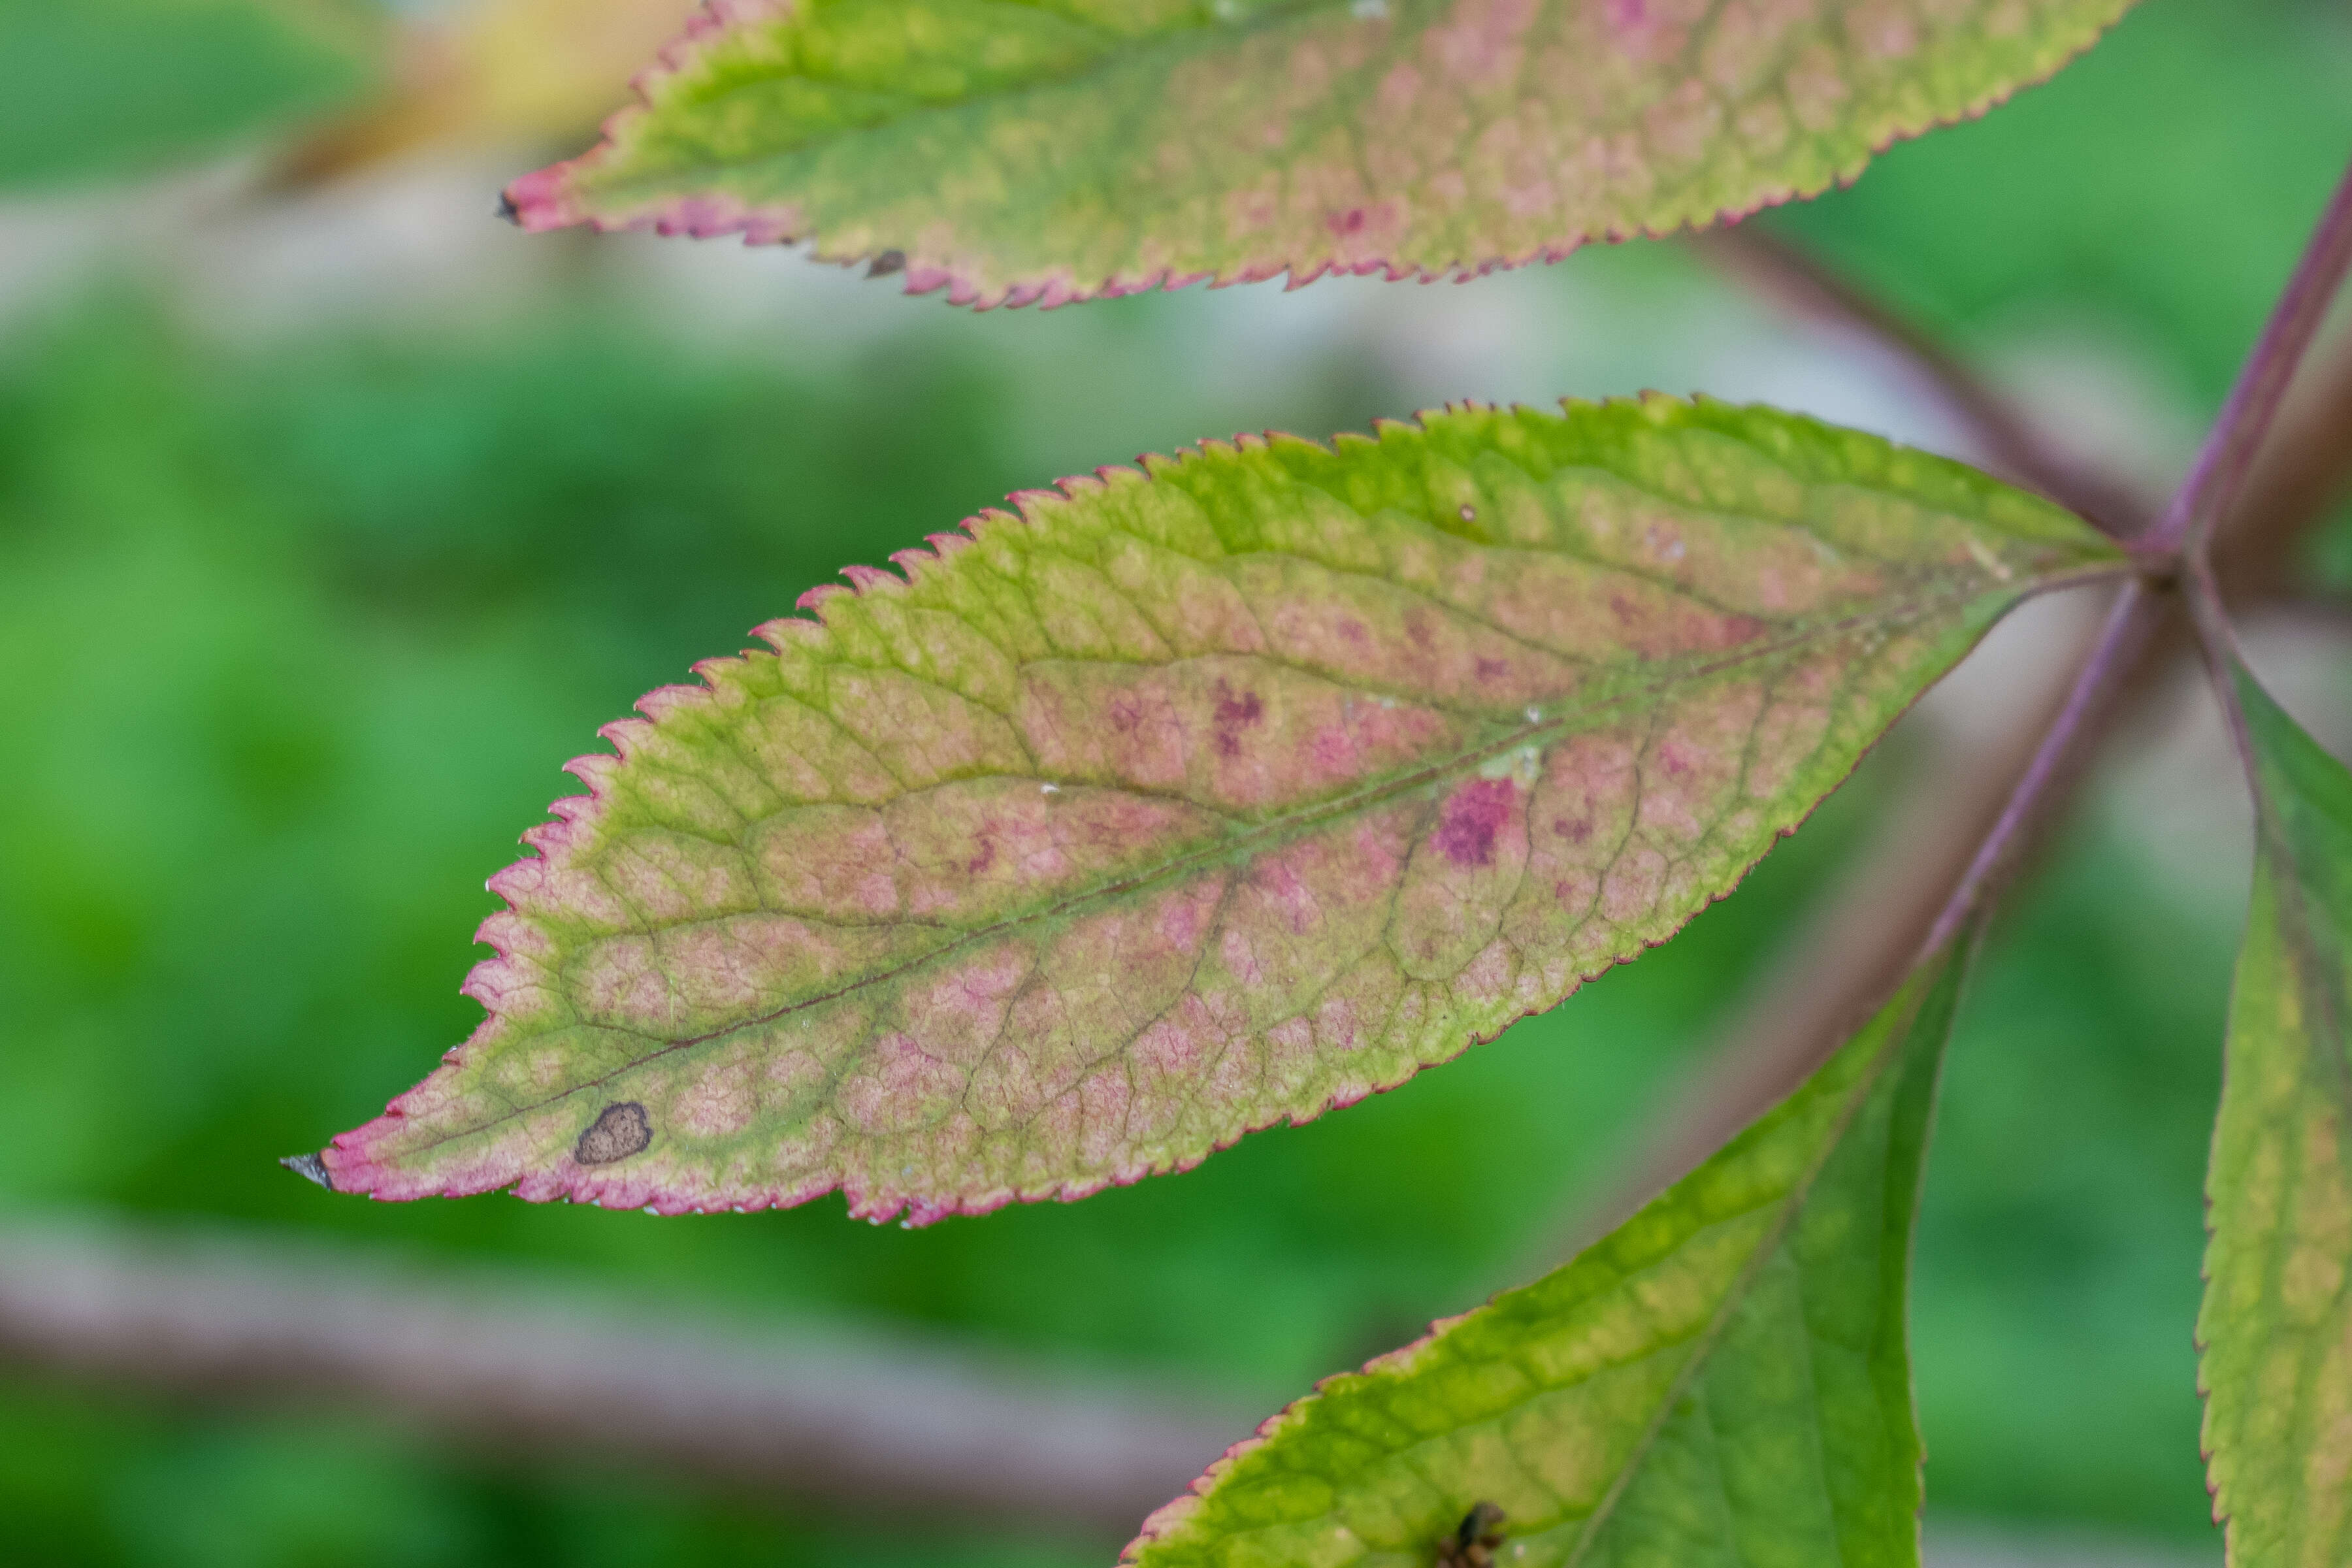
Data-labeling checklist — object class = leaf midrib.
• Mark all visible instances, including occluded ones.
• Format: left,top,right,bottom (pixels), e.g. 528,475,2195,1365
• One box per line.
1553,977,1929,1568
1175,964,1935,1566
400,571,2100,1160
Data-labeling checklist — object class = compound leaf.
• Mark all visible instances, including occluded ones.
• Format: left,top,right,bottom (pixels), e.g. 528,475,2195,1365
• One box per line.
316,395,2116,1220
2200,664,2352,1567
1124,937,1967,1567
0,0,380,191
504,0,2136,307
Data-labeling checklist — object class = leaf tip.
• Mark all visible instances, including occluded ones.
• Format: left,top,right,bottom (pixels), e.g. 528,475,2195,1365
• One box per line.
500,164,582,233
280,1151,335,1191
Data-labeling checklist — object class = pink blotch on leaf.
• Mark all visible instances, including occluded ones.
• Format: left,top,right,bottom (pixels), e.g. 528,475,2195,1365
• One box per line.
1316,994,1364,1052
836,1035,966,1137
676,1056,758,1138
1433,777,1519,868
1307,723,1358,776
1211,680,1265,757
1411,0,1537,100
1156,874,1223,953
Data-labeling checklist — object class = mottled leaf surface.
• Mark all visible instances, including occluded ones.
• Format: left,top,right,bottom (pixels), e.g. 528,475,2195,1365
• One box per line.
0,0,379,190
1126,939,1966,1567
2200,666,2352,1567
506,0,2134,307
321,395,2116,1219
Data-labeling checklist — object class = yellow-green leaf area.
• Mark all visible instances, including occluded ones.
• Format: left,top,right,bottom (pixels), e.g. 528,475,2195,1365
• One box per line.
505,0,2137,306
1125,941,1966,1567
317,395,2117,1220
2199,666,2352,1568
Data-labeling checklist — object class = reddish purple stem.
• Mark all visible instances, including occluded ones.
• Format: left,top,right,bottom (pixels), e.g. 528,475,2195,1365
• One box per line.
2144,154,2352,560
1918,147,2352,960
2163,151,2352,791
1918,578,2156,956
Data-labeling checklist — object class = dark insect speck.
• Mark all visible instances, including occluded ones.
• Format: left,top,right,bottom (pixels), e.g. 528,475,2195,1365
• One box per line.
1435,1501,1507,1567
576,1102,653,1165
868,249,907,278
495,191,521,225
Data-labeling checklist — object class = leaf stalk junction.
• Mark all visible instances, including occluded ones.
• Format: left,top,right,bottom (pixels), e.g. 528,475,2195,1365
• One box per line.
1923,145,2352,972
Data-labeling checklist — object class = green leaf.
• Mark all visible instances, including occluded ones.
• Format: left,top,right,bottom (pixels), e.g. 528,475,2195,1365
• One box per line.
0,0,381,191
2199,664,2352,1567
315,395,2117,1218
502,0,2137,308
1125,938,1968,1567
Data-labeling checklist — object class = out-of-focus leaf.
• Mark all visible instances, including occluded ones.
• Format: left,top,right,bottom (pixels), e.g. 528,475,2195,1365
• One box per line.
0,0,380,190
286,0,704,183
2199,663,2352,1567
1126,938,1967,1567
503,0,2136,308
315,395,2118,1221
455,0,706,141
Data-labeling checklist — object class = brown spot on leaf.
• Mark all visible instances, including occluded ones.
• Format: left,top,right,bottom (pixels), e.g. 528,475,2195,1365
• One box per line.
1434,778,1516,866
866,249,907,278
576,1102,652,1165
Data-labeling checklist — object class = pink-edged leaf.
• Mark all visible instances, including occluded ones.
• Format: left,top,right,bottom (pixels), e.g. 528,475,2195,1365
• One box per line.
502,0,2136,308
314,395,2120,1220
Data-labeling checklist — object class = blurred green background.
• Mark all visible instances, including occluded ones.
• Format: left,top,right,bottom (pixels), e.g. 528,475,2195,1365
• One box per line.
3,0,2349,1562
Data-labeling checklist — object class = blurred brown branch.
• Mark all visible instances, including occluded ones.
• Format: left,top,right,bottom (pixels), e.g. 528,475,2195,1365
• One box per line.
0,1217,1245,1531
2,237,2342,1537
1690,224,2159,536
2215,321,2352,604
